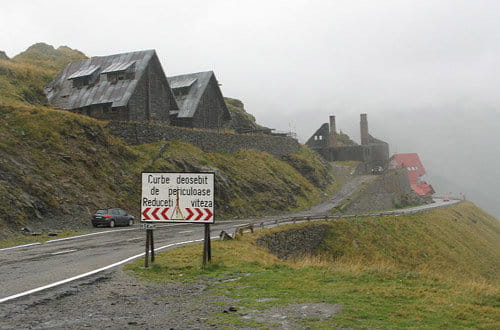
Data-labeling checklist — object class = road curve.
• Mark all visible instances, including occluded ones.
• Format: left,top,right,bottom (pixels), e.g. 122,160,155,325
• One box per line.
0,172,459,304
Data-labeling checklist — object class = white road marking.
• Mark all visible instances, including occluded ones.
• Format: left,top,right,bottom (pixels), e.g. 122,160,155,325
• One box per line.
179,230,193,234
0,238,204,304
50,249,77,255
46,228,137,243
0,223,195,252
0,242,41,252
127,237,143,241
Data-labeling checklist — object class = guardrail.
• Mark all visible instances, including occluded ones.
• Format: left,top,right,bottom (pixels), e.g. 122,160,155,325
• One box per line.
230,199,463,235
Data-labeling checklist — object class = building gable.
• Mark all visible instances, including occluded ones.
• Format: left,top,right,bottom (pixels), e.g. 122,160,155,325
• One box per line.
306,123,330,149
167,71,230,128
45,50,178,122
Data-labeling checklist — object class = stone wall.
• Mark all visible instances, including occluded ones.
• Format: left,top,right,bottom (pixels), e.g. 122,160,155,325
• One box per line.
107,121,301,157
256,224,329,260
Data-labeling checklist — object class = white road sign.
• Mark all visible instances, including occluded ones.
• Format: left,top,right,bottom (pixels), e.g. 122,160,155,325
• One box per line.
141,172,214,223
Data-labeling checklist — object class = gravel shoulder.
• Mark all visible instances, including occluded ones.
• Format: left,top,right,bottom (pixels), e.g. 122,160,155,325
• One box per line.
0,268,342,329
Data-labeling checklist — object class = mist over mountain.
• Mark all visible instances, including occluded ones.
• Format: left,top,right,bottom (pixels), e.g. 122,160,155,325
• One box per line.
1,1,498,217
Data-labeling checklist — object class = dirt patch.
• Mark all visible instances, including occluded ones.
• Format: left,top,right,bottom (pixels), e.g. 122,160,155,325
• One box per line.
242,303,343,328
0,269,342,329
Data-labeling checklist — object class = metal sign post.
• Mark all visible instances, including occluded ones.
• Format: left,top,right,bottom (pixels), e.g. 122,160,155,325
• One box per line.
145,227,150,268
141,172,215,267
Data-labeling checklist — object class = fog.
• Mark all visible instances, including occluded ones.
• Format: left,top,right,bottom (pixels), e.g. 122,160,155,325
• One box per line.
1,0,499,217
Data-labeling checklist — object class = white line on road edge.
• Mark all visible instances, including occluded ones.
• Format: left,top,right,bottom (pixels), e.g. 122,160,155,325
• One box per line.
0,238,204,304
0,242,41,252
5,223,193,248
46,228,138,243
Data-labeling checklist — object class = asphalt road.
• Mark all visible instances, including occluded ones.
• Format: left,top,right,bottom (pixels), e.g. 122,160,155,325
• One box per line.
0,172,459,304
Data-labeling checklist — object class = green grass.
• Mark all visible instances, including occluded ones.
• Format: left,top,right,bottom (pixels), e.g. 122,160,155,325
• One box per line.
125,202,500,328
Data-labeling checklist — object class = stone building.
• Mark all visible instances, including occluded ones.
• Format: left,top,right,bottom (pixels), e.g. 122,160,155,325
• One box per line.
44,50,178,122
306,114,390,171
167,71,231,129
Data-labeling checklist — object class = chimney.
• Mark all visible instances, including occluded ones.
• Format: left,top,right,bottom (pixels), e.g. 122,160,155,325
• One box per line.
328,115,337,147
360,113,369,145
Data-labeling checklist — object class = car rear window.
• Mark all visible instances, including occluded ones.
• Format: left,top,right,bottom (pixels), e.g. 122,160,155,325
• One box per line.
96,210,108,214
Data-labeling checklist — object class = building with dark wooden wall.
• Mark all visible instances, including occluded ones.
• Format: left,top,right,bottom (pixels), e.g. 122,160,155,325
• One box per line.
167,71,231,129
44,50,178,123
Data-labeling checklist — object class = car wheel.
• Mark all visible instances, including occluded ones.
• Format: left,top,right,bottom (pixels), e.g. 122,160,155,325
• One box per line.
92,223,98,228
128,219,134,226
109,220,115,228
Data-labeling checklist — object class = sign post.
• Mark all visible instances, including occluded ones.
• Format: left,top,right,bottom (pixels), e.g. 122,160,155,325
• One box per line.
141,172,215,267
142,223,156,267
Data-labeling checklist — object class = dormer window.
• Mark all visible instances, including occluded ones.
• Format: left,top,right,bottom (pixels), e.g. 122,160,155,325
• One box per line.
68,65,100,88
102,61,136,84
169,77,197,97
172,86,190,96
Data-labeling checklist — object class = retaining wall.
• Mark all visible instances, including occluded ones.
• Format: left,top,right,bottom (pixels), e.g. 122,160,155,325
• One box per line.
256,224,330,260
340,169,428,213
106,121,300,157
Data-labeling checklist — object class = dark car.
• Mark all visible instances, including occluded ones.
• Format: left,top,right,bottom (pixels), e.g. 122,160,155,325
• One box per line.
91,208,134,227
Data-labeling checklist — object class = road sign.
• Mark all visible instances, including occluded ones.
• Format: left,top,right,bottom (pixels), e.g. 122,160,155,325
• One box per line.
141,223,156,230
141,172,215,223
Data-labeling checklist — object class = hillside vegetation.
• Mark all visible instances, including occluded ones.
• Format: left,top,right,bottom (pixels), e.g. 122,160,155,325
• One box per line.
223,97,271,132
128,202,500,328
0,43,339,238
0,103,336,238
0,43,86,106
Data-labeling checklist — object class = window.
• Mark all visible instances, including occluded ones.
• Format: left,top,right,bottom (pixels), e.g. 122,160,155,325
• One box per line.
68,65,100,88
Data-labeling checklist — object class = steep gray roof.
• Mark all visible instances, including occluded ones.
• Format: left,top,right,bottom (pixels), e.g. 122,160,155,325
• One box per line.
45,50,159,109
167,71,228,118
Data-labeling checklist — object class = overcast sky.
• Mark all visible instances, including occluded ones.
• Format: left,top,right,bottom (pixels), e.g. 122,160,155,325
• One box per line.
1,0,499,216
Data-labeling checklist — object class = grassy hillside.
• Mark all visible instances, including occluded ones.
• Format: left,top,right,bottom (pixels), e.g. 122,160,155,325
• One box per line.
0,43,339,238
262,201,500,283
138,142,334,218
0,43,86,106
0,104,140,237
224,97,270,132
0,104,336,238
127,202,500,328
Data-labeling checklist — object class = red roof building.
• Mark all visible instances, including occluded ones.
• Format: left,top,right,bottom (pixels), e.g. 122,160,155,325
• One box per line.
389,153,435,196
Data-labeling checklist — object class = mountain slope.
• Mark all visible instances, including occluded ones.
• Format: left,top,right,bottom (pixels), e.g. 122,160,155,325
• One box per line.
0,103,336,238
0,42,86,106
258,201,500,283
